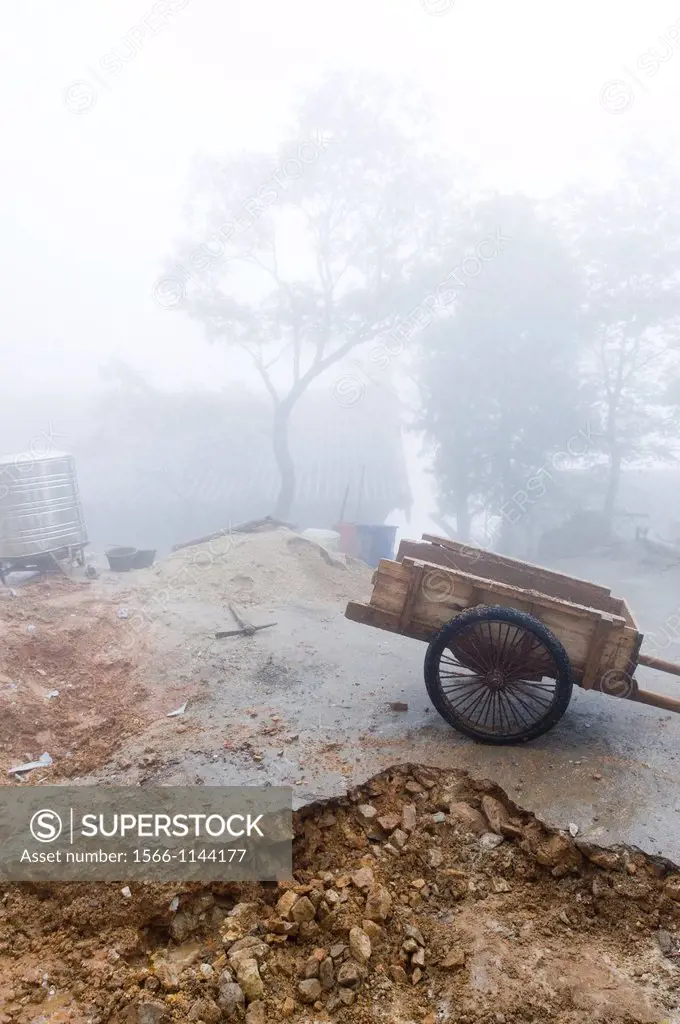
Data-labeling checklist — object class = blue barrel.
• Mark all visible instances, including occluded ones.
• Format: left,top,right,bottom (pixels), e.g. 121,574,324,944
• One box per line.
356,525,398,567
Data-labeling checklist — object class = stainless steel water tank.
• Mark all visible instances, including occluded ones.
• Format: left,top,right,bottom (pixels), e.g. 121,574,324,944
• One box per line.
0,450,88,559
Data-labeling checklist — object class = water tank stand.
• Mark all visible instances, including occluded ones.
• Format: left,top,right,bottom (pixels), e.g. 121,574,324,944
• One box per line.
0,543,87,584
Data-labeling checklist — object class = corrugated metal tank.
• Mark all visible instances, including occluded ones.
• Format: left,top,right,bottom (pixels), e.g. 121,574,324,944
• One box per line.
0,450,88,559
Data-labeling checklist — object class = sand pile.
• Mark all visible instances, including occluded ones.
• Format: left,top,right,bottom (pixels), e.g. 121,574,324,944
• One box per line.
154,529,372,609
4,765,680,1023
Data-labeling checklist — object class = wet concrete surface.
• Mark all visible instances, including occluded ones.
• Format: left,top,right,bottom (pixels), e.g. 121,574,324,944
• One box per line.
91,544,680,862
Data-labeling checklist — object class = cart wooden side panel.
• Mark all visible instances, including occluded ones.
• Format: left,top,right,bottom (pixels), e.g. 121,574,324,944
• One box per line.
399,536,623,614
346,556,642,686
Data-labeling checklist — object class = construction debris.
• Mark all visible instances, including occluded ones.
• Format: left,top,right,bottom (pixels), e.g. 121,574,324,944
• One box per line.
2,765,680,1022
8,750,53,775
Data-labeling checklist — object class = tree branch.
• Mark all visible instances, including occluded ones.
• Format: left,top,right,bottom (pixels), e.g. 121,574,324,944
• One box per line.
240,342,281,406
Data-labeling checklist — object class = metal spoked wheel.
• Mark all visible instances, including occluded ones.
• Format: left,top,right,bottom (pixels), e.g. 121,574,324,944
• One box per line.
424,605,574,744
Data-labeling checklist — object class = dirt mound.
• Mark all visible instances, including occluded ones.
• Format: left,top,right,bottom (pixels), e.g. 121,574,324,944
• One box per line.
154,529,372,608
3,765,680,1023
0,580,150,780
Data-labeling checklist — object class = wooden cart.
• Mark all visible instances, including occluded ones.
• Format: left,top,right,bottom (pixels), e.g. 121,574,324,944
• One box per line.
345,534,680,744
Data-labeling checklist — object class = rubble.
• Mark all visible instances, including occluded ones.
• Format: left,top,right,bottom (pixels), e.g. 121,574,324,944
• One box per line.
297,977,322,1003
348,925,372,961
1,764,679,1023
7,750,53,776
401,804,417,832
244,1003,264,1024
449,801,487,835
235,958,264,1002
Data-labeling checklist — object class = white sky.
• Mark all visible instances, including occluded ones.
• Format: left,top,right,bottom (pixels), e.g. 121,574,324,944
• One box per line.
2,0,680,392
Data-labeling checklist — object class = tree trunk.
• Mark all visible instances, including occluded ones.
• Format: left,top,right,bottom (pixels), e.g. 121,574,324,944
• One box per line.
602,445,621,528
273,404,296,521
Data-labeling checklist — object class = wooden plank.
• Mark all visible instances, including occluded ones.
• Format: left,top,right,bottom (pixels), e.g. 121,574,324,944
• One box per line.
581,617,614,690
369,559,411,615
595,627,643,685
398,563,424,632
400,557,627,627
619,598,638,628
373,558,410,580
345,600,431,642
415,535,615,610
397,540,483,575
419,535,614,604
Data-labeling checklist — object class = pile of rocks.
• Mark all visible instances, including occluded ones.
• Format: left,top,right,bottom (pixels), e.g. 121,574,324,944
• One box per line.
119,765,680,1023
5,764,680,1024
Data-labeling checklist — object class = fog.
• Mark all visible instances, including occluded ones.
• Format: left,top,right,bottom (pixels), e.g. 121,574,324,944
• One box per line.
3,0,680,560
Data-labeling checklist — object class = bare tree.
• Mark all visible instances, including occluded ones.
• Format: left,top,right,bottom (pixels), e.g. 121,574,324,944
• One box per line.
163,73,451,518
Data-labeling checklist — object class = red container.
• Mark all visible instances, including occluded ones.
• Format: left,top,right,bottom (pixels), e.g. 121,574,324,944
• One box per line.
334,522,359,558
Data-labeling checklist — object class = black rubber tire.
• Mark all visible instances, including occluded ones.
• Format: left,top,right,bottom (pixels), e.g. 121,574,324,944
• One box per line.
424,604,574,745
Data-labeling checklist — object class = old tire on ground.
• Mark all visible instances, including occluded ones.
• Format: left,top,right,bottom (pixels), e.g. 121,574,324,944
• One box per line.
424,604,574,744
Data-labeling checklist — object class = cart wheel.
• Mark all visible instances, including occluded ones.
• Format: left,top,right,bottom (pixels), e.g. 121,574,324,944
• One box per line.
424,605,573,744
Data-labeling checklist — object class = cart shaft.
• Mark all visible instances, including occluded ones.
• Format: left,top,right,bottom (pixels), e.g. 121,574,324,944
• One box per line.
637,653,680,678
634,687,680,714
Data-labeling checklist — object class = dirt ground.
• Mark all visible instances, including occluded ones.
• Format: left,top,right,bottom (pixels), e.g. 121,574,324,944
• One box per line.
4,529,680,1021
5,529,680,845
0,530,375,791
0,579,155,780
